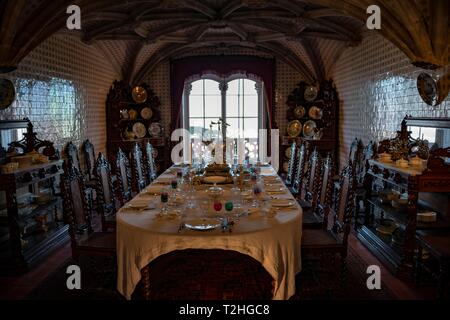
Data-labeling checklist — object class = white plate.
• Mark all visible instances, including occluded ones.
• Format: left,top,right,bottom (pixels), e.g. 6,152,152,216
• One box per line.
141,107,153,120
133,122,147,138
265,186,284,192
271,199,295,207
184,218,222,231
126,200,155,210
149,122,162,136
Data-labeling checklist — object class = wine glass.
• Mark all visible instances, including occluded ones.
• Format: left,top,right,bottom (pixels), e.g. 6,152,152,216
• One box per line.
252,185,261,207
160,191,169,214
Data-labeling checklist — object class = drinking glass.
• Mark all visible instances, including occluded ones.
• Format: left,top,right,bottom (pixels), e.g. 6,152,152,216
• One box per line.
252,185,261,207
160,191,169,214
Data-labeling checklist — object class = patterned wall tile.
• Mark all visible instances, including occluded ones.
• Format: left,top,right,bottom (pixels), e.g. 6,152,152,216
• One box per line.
0,32,119,157
332,32,449,167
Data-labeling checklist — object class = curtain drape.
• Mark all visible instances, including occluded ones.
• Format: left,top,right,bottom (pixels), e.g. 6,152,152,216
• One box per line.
170,55,275,131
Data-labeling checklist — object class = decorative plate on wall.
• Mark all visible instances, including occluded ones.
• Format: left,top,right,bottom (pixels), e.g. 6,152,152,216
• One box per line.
304,85,318,102
308,106,323,119
283,161,289,172
149,122,162,136
132,86,147,103
287,120,302,138
417,73,437,106
0,79,16,110
285,147,292,158
128,109,138,120
141,107,153,120
293,105,306,119
303,120,317,138
132,122,147,138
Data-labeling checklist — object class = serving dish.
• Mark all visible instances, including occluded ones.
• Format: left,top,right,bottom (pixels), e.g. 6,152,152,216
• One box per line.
287,120,302,137
184,218,222,231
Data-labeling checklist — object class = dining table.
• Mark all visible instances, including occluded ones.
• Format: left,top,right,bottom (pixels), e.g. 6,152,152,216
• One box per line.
116,165,303,300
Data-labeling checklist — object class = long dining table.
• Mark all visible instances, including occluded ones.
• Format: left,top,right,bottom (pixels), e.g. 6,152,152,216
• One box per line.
116,165,303,300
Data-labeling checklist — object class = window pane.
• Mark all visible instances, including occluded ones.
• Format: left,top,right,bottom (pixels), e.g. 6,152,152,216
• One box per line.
244,95,258,117
226,118,240,138
244,118,258,138
204,95,221,117
226,94,239,117
190,80,203,95
189,118,204,139
189,95,203,117
204,118,221,140
243,79,258,95
227,79,240,95
204,79,220,95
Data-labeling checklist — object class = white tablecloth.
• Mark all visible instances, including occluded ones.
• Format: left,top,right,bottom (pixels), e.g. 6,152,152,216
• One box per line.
116,166,303,300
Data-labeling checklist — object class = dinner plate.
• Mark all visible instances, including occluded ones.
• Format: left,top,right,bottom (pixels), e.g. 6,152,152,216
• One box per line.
271,199,295,207
126,200,155,210
133,122,147,138
303,120,317,138
132,86,147,103
308,106,323,119
287,120,302,138
184,218,222,231
141,107,153,120
265,186,284,192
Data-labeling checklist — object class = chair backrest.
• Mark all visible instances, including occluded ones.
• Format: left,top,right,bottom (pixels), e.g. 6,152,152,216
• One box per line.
131,143,147,192
348,138,364,177
318,154,334,208
292,142,309,194
82,139,96,180
285,142,297,185
305,148,320,200
358,140,376,185
61,163,93,245
115,148,132,205
144,142,158,184
94,153,116,222
65,141,81,172
326,165,355,247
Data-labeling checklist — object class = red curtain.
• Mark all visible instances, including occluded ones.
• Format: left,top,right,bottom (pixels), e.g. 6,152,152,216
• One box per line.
170,55,275,131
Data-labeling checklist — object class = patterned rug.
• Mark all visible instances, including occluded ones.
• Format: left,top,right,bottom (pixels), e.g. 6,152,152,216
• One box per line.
25,247,396,300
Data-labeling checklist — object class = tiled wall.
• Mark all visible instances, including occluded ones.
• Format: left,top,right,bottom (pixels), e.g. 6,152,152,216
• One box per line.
0,33,119,157
332,32,450,167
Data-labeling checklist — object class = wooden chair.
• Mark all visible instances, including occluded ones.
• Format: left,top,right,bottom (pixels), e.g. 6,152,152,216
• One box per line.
303,153,335,229
301,165,355,285
144,142,158,184
61,163,115,261
285,142,297,186
114,148,133,206
82,139,96,181
291,142,309,199
299,148,320,208
130,143,147,193
94,153,117,232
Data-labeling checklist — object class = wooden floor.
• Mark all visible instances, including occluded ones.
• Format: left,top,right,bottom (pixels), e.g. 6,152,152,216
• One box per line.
0,234,435,300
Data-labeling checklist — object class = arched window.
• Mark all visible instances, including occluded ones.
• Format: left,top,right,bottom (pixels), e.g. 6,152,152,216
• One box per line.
183,76,264,163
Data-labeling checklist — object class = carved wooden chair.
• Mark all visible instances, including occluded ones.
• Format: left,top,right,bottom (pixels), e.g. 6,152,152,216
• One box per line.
291,142,310,199
299,148,320,208
114,148,133,206
284,142,297,186
144,142,158,184
94,153,117,232
130,143,147,193
82,139,96,181
301,165,355,286
61,163,115,261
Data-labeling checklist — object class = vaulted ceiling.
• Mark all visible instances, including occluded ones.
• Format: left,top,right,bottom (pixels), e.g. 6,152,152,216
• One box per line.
0,0,448,85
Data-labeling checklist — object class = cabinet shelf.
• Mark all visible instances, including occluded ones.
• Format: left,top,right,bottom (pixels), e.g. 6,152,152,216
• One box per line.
18,198,62,222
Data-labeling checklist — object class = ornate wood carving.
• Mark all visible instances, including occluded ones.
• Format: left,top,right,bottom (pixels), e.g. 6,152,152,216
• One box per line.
94,153,116,232
82,139,96,180
114,148,132,206
130,143,147,193
292,142,308,195
144,142,158,184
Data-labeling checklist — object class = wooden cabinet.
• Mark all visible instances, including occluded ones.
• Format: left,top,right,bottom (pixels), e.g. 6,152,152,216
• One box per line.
0,120,68,274
280,80,339,173
105,80,169,173
356,117,450,279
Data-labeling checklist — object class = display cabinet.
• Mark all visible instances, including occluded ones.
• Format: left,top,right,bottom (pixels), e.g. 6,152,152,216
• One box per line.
105,80,169,174
357,117,450,279
280,80,339,173
0,120,68,274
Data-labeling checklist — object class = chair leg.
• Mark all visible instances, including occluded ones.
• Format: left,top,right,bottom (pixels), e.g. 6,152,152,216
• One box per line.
340,254,347,287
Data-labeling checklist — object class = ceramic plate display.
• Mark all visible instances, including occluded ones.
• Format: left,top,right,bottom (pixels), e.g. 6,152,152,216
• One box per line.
120,109,129,119
303,120,317,138
132,122,147,138
0,79,16,110
148,122,162,136
287,120,302,137
417,73,437,106
132,86,147,103
152,148,158,158
128,108,138,120
304,85,318,102
184,218,222,231
140,107,153,120
308,106,323,119
293,105,306,119
283,161,289,172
